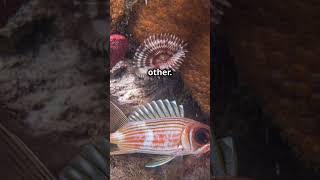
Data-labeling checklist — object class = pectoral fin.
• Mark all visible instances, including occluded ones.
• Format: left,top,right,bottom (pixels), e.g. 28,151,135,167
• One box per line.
145,155,176,168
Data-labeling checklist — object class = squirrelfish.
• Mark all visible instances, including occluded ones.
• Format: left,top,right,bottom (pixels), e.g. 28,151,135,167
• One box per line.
110,99,210,168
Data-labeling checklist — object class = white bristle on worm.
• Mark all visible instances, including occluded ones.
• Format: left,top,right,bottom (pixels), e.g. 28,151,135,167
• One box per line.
133,33,188,77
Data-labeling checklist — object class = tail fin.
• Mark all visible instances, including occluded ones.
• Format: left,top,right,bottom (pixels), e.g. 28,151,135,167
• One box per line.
110,100,128,132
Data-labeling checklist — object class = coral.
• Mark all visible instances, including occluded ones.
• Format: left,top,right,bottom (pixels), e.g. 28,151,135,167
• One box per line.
224,0,320,168
129,0,210,43
181,33,211,113
129,0,211,113
110,0,125,32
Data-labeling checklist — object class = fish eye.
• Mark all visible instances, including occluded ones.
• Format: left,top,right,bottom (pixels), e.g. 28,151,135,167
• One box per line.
194,128,210,145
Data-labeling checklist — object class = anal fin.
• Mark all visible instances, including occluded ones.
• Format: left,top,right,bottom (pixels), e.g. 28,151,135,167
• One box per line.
145,155,176,168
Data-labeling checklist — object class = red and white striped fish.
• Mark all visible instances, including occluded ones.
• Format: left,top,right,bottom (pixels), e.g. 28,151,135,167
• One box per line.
110,99,210,168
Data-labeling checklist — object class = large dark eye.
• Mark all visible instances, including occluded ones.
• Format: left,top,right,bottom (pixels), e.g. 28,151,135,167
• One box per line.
194,128,210,145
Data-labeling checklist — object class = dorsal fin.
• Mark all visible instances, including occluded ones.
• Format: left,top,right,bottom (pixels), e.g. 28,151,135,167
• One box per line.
110,101,128,132
128,99,184,121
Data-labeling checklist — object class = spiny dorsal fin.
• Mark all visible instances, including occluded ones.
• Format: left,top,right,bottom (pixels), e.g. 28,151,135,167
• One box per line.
110,101,128,132
128,99,184,121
